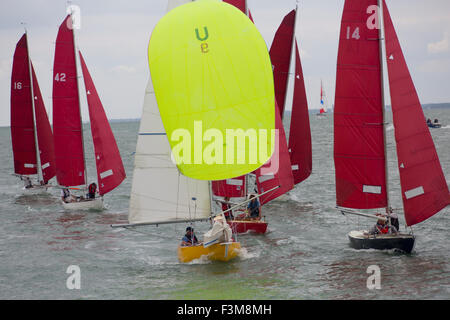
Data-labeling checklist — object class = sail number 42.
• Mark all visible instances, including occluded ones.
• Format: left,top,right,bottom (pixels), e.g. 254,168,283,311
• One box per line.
54,73,66,82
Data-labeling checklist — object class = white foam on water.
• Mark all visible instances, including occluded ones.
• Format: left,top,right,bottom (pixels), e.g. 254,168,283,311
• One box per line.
236,247,260,260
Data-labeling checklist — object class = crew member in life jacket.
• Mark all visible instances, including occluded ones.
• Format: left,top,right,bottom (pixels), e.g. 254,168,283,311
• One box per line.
86,182,97,199
216,196,234,221
247,194,261,220
61,188,73,203
23,176,33,189
181,226,199,247
367,214,398,235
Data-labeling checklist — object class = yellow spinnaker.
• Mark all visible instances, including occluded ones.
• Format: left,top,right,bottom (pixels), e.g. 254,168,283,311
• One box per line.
148,0,275,180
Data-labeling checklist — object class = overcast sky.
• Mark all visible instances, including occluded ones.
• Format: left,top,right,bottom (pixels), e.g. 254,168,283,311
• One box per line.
0,0,449,127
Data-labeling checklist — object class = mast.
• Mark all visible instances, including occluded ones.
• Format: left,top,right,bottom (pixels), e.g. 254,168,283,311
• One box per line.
69,10,88,190
24,29,43,183
282,1,299,121
378,0,390,213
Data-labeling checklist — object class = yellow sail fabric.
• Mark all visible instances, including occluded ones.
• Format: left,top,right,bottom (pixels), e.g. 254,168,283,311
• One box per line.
148,0,275,180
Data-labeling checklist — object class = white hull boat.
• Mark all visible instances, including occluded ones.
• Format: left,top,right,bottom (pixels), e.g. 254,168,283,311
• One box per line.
61,197,103,211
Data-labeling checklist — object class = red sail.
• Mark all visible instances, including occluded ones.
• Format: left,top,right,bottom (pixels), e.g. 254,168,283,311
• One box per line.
223,0,245,13
289,40,312,184
254,102,294,205
223,0,254,22
334,0,387,209
31,63,56,183
211,176,246,198
53,15,85,187
79,52,126,195
11,34,37,175
383,0,449,225
269,10,296,117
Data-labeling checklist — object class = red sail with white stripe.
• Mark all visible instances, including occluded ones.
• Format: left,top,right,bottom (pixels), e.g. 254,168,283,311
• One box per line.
211,176,246,198
289,40,312,184
383,0,449,226
53,15,85,187
334,0,387,209
269,10,295,118
31,63,56,183
254,102,294,205
79,52,126,195
11,34,37,176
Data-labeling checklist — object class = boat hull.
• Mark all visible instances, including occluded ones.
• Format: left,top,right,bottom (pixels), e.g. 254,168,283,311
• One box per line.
228,220,268,234
427,123,441,128
22,185,51,195
177,242,241,263
61,197,104,211
348,230,415,253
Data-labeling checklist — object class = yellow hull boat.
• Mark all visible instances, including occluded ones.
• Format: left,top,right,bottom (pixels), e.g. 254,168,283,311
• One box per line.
177,242,241,263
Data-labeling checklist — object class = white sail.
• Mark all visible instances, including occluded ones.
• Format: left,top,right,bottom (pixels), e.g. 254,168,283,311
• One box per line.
128,0,210,225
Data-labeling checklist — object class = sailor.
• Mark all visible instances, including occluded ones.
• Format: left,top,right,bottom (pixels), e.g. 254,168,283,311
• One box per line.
434,118,439,124
181,226,199,247
24,176,33,189
216,196,234,221
427,118,431,124
61,188,72,203
367,214,398,235
86,182,97,199
387,208,400,231
247,194,261,220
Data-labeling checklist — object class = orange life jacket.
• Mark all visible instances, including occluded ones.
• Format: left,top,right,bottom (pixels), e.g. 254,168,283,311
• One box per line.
377,224,389,234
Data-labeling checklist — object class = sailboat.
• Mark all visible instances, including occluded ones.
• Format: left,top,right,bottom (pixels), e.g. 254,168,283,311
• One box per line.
211,2,311,234
11,31,56,193
334,0,449,253
316,80,328,117
112,0,278,262
52,14,126,210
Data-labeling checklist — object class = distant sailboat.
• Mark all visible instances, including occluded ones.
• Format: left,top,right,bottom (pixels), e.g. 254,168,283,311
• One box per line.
113,0,276,263
270,6,312,186
334,0,449,253
11,32,56,193
316,80,328,117
52,14,126,210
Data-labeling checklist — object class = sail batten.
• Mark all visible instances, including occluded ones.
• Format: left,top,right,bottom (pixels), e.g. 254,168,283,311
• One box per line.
382,0,449,225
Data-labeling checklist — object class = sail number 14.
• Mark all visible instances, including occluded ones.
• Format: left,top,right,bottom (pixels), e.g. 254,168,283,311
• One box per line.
346,26,360,40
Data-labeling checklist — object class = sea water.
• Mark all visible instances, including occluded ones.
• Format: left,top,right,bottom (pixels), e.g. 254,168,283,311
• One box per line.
0,110,449,299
